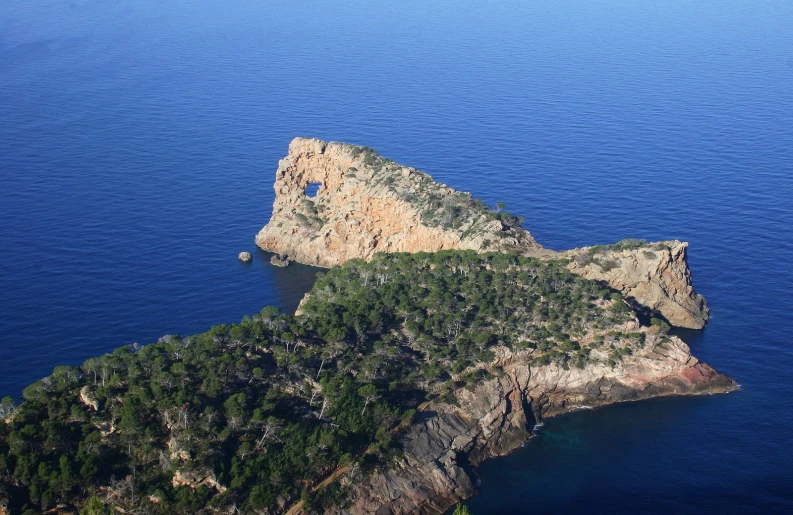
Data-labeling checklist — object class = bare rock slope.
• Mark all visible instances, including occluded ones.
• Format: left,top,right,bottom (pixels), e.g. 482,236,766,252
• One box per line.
256,137,709,328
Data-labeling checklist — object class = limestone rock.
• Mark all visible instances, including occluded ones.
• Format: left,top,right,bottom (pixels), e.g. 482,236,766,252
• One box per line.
270,253,291,267
257,138,710,328
171,469,226,493
564,241,709,329
79,385,99,411
238,251,252,262
168,437,190,462
255,138,544,269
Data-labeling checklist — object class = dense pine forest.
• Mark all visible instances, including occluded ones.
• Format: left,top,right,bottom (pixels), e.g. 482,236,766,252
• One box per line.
0,251,663,514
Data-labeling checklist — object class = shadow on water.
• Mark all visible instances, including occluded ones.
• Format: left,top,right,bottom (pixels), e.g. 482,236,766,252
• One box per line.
670,325,706,348
448,394,739,514
254,248,324,315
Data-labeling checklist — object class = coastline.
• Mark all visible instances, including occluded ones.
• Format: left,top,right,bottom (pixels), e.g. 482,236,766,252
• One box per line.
332,341,735,514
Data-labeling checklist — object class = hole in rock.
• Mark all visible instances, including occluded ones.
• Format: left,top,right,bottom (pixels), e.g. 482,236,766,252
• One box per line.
304,182,321,198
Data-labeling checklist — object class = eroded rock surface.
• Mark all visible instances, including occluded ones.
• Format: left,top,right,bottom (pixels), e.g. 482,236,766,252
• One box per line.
256,138,709,329
79,385,99,411
270,253,292,267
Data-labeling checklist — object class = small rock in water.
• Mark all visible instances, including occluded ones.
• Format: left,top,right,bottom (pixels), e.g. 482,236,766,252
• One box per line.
270,253,291,267
238,251,252,262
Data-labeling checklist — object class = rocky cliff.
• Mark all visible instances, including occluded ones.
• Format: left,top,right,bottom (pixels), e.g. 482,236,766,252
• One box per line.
335,332,734,514
255,138,544,267
564,241,710,330
256,138,709,329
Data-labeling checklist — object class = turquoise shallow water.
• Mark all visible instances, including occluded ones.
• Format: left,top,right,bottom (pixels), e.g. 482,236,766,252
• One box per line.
1,0,792,512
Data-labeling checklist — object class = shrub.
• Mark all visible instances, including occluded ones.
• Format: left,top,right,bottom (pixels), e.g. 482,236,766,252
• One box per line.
598,259,620,271
650,317,671,332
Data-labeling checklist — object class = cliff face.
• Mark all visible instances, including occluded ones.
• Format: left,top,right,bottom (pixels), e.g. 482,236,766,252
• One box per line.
565,242,710,329
336,334,735,514
255,138,543,268
256,137,709,329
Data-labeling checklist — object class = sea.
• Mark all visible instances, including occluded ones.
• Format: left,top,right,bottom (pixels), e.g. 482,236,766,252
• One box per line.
1,0,792,513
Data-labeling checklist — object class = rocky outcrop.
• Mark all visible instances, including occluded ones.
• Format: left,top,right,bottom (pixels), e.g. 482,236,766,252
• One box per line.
256,138,709,329
79,385,99,411
336,333,735,514
171,469,226,494
168,437,190,462
238,251,252,262
255,138,545,268
270,253,292,267
565,242,709,329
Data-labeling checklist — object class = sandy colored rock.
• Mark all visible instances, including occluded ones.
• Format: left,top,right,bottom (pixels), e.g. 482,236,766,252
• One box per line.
168,437,190,462
564,242,709,329
238,251,252,262
79,385,99,411
171,469,226,493
255,138,544,269
257,137,709,328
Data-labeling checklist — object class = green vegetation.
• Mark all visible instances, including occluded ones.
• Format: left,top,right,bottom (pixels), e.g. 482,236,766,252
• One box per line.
0,251,659,514
302,251,637,376
609,238,648,250
453,504,473,515
575,238,670,270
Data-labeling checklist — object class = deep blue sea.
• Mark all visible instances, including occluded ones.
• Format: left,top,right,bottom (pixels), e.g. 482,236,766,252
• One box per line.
1,0,792,512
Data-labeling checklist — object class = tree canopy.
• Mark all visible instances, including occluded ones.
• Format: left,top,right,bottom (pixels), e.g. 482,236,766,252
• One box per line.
0,250,662,514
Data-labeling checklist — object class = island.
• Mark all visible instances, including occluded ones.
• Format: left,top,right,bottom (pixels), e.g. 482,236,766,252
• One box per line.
257,138,708,330
0,139,734,515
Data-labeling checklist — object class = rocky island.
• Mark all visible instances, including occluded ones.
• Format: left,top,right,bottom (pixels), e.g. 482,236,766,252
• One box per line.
0,139,734,515
257,138,708,330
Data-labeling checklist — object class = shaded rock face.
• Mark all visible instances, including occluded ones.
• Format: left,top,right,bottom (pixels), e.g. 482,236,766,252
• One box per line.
270,253,291,267
171,469,226,494
256,138,709,329
566,242,709,329
337,336,735,515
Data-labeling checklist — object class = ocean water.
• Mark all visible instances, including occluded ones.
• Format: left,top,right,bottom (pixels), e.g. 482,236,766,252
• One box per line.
1,0,792,513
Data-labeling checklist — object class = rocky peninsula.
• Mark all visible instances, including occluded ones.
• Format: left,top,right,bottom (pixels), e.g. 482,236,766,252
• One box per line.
0,141,734,515
256,138,708,330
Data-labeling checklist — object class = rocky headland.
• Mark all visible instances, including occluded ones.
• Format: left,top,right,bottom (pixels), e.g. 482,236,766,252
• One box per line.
296,251,734,514
256,138,708,329
253,139,729,513
335,335,733,514
0,140,733,515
